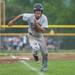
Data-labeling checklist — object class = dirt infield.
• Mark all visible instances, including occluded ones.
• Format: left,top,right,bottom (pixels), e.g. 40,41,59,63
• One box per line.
0,53,75,64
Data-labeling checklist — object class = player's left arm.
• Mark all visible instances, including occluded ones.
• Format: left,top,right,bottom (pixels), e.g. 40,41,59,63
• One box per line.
34,16,48,32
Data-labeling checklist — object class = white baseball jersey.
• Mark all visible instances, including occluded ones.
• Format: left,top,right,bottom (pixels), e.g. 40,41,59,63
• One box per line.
21,13,48,37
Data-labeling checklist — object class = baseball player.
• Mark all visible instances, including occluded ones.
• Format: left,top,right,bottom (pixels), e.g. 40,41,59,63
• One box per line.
8,3,48,72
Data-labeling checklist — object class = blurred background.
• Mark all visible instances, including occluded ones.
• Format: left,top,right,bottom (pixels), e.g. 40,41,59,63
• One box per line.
0,0,75,52
5,0,75,25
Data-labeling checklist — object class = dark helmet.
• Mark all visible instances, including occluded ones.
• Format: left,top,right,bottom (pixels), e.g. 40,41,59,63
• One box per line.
33,3,43,12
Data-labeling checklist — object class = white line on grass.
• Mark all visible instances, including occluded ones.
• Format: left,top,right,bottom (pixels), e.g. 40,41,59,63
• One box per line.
20,60,44,75
10,55,44,75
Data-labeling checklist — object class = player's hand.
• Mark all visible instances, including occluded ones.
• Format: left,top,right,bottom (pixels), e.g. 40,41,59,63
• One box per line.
8,20,14,26
34,19,39,25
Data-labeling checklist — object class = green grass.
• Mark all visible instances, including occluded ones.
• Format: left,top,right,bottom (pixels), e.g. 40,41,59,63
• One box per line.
0,60,75,75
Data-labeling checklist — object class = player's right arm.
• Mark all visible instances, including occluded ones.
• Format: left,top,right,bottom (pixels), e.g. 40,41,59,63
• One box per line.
8,13,32,25
8,15,22,25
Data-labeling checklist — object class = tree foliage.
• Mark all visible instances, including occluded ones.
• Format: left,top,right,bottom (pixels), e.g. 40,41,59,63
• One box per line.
5,0,75,24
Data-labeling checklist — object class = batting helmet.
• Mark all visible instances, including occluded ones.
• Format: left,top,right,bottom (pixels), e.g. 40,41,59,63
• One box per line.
33,3,43,12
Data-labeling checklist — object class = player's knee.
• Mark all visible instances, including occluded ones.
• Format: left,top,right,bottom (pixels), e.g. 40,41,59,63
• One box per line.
42,53,48,57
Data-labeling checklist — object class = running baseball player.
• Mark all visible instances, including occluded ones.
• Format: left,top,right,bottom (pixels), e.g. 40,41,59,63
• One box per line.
8,3,48,72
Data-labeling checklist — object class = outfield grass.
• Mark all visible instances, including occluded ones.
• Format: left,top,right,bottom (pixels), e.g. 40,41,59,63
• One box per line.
0,60,75,75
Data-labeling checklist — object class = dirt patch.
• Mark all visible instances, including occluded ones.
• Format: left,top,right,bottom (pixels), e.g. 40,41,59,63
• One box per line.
0,53,75,64
0,56,18,64
48,53,75,60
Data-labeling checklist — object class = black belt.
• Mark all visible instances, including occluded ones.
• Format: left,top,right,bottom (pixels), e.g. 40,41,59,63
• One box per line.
29,32,40,37
29,32,33,36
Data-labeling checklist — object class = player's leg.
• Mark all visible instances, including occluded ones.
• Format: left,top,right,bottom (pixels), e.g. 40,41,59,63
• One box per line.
39,36,48,72
28,34,39,62
32,40,40,62
32,50,39,62
41,52,48,72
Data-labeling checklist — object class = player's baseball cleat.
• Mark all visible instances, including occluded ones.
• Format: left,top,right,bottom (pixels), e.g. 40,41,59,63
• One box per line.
41,66,48,72
41,68,48,72
33,54,39,62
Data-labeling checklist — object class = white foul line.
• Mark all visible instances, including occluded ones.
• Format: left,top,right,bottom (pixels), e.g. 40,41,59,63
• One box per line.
20,60,44,75
10,55,44,75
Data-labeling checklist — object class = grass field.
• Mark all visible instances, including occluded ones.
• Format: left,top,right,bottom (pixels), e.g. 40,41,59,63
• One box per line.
0,60,75,75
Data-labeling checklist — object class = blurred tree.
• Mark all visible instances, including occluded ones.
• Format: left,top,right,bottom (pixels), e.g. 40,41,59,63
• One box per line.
5,0,75,24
